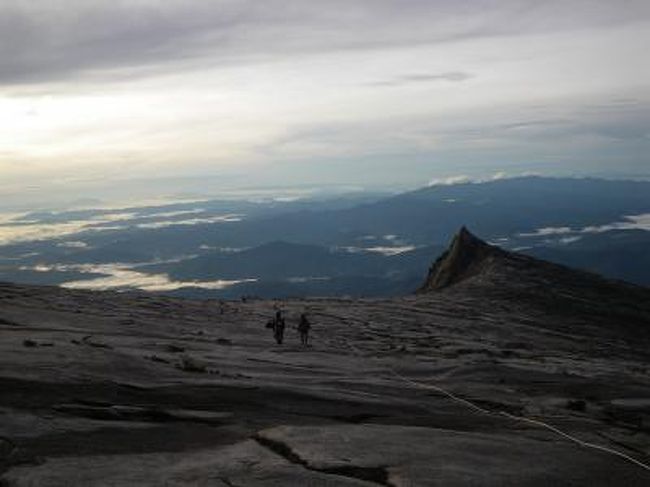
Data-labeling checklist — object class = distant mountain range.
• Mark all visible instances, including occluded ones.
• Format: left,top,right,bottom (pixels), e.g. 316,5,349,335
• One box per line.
144,242,441,298
524,229,650,286
0,176,648,296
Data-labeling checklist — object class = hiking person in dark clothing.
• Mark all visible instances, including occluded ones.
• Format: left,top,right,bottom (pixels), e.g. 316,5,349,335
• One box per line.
273,309,285,344
274,316,286,344
298,313,311,346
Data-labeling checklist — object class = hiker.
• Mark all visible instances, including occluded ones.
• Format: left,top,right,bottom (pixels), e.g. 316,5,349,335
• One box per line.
273,309,285,344
274,315,286,344
298,313,311,346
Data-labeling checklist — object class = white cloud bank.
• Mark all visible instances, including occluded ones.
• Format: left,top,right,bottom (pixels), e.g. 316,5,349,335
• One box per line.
518,213,650,239
27,262,255,292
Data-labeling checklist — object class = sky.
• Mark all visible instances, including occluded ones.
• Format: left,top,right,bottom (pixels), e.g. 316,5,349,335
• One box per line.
1,0,649,208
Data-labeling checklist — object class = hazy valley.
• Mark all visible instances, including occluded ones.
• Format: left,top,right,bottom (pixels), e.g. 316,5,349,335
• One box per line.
1,177,649,299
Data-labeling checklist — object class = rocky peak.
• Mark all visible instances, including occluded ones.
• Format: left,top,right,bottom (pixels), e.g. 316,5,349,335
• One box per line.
418,227,504,292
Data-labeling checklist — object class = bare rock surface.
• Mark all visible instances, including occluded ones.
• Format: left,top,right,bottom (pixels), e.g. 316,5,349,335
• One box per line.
258,424,646,486
4,440,376,487
1,229,649,485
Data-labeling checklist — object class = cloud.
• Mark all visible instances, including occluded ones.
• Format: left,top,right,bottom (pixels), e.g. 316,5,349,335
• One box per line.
581,213,650,233
1,1,649,198
56,241,88,249
428,175,472,186
517,213,650,239
30,263,257,292
0,207,244,245
1,1,647,88
0,211,136,245
369,71,474,87
518,227,573,238
133,215,242,229
427,172,515,187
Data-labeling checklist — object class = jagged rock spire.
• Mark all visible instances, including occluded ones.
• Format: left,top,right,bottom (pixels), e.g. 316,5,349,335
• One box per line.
418,226,503,292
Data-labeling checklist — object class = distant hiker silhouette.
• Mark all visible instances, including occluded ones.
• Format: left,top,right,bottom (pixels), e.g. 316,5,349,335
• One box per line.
298,313,311,346
273,309,286,344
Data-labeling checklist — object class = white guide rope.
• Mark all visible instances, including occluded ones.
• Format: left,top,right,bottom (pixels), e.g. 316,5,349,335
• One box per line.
310,315,650,474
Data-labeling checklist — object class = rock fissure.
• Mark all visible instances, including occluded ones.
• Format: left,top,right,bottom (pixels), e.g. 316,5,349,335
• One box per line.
0,436,42,475
253,434,393,486
51,402,232,424
218,476,240,487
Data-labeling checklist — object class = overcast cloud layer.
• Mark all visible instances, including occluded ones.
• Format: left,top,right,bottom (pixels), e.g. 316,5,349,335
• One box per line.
1,0,649,205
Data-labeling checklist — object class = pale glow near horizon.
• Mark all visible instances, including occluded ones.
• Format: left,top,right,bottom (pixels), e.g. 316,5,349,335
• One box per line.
1,1,649,200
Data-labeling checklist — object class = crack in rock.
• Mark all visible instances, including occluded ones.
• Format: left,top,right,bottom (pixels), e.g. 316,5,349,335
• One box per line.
218,476,240,487
0,436,42,476
51,403,232,424
253,434,392,486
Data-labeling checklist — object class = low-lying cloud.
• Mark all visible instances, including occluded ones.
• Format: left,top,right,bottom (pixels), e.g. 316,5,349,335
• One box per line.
369,71,474,87
518,213,650,239
24,262,255,292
